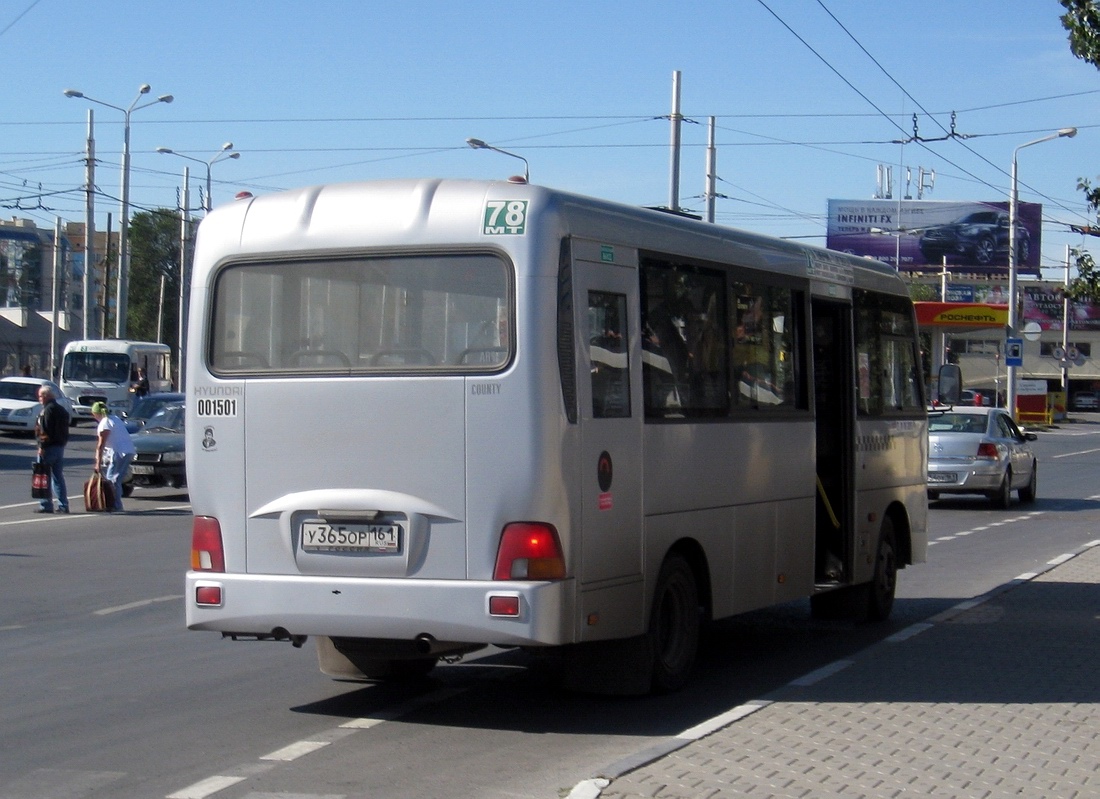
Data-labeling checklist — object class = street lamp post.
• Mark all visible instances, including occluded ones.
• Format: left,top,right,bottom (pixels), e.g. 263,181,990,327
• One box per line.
156,142,240,211
1005,126,1077,417
466,138,530,183
64,85,173,339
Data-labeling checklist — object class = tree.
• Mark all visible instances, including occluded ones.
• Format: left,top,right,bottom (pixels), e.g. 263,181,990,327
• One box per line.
1062,0,1100,65
125,209,182,349
1060,1,1100,299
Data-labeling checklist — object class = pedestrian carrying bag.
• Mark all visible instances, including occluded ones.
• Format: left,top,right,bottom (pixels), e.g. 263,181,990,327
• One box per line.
32,462,51,500
83,473,115,513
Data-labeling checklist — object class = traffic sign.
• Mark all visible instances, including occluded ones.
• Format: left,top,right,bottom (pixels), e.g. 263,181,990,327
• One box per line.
1005,338,1024,367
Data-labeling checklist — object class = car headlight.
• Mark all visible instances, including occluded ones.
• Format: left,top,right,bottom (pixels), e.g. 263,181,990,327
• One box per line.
161,451,185,464
14,407,36,417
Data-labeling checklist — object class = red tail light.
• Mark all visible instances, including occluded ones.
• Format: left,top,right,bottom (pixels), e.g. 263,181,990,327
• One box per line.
494,522,566,580
191,516,225,572
976,442,1000,460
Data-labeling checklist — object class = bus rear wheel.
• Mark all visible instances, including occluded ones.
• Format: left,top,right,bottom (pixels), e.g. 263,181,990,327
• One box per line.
648,554,700,693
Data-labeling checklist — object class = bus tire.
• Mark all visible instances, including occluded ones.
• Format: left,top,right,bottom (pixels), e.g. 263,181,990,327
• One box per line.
865,516,898,622
647,554,700,693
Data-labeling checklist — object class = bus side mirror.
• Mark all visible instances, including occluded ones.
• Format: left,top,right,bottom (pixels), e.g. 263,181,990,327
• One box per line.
936,363,962,406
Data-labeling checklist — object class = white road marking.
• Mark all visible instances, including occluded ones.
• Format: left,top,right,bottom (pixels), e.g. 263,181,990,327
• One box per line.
259,740,331,762
94,595,182,616
166,774,247,799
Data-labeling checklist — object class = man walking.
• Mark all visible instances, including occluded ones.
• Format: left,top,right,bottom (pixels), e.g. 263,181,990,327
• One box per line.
35,386,70,514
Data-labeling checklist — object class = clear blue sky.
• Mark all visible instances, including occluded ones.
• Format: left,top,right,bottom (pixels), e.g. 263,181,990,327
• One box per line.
2,0,1097,277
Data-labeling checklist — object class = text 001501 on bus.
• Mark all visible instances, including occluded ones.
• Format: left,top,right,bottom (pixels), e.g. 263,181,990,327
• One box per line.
185,179,928,695
60,339,172,421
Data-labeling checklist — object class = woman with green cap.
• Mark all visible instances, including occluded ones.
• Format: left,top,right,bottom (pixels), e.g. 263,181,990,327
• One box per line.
91,401,136,511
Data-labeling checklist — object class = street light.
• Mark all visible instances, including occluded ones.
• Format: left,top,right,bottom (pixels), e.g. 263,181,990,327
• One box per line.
64,84,173,338
156,142,241,212
466,138,530,183
1006,126,1077,417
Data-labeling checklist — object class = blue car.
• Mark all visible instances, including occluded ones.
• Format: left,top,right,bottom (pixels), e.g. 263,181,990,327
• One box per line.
124,391,185,433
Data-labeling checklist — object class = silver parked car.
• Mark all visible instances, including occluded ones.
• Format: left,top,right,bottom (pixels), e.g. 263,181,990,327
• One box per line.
927,407,1037,508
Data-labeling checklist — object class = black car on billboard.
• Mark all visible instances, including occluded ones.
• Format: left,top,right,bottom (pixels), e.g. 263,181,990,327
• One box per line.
918,210,1029,267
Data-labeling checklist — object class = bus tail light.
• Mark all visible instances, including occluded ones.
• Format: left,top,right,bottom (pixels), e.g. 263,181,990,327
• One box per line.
494,522,565,581
191,516,225,572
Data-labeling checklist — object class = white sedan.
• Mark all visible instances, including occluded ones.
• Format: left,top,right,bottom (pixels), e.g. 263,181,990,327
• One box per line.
0,377,76,434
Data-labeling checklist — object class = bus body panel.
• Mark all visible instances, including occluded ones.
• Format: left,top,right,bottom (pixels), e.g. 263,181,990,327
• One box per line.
188,574,572,646
184,179,928,684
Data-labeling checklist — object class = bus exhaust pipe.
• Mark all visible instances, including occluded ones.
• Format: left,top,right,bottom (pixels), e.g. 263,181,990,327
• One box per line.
415,633,436,654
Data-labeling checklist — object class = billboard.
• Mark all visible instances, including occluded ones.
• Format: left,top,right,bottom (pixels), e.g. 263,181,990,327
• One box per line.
825,199,1042,276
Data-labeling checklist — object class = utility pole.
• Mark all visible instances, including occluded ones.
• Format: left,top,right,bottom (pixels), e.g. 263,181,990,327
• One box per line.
50,218,62,378
177,168,191,389
102,213,112,338
667,70,682,213
83,109,96,339
705,116,717,223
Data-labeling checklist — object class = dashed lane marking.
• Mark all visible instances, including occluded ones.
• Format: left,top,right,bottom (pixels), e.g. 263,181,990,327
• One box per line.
94,595,182,616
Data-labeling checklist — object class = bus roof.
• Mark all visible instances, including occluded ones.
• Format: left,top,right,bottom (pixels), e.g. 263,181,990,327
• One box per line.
194,179,904,294
63,339,171,355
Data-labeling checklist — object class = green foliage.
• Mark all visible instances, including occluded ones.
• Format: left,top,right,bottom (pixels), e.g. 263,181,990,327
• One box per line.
124,209,183,347
1060,2,1100,300
1066,250,1100,302
907,282,939,302
1062,0,1100,66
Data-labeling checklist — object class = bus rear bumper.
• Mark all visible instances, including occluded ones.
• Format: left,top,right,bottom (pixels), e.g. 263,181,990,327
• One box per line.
185,571,573,648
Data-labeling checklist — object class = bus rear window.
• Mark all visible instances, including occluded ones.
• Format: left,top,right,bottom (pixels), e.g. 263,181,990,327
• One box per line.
209,253,512,375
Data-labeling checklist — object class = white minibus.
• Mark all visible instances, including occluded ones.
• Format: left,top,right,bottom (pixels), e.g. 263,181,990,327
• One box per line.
60,339,172,420
185,179,928,693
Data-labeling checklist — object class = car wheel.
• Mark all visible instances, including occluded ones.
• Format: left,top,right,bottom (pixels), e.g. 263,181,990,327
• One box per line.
974,237,996,265
1017,237,1030,263
990,471,1012,509
647,554,700,693
1019,462,1037,503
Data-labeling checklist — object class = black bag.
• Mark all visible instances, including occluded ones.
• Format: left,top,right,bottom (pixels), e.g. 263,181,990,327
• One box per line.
32,461,51,500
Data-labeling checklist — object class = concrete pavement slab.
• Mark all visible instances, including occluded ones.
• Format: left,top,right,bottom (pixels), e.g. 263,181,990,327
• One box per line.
585,541,1100,799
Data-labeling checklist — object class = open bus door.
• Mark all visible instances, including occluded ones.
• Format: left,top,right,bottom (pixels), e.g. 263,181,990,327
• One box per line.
811,299,854,586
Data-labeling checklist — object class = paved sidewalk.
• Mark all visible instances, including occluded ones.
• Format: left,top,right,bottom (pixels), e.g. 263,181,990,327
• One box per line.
578,541,1100,799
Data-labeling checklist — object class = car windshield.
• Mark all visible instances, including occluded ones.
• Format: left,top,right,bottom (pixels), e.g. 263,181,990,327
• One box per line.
141,405,185,433
0,381,40,401
129,395,179,421
929,413,988,434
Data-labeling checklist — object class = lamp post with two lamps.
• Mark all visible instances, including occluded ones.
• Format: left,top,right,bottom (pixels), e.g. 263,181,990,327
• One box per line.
1005,126,1077,416
64,85,173,338
156,142,240,212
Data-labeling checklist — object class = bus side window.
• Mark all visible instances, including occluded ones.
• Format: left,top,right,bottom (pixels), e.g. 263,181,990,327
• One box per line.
588,291,630,419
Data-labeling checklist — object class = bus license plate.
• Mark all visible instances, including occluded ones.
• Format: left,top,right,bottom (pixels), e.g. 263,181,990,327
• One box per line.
301,522,400,553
